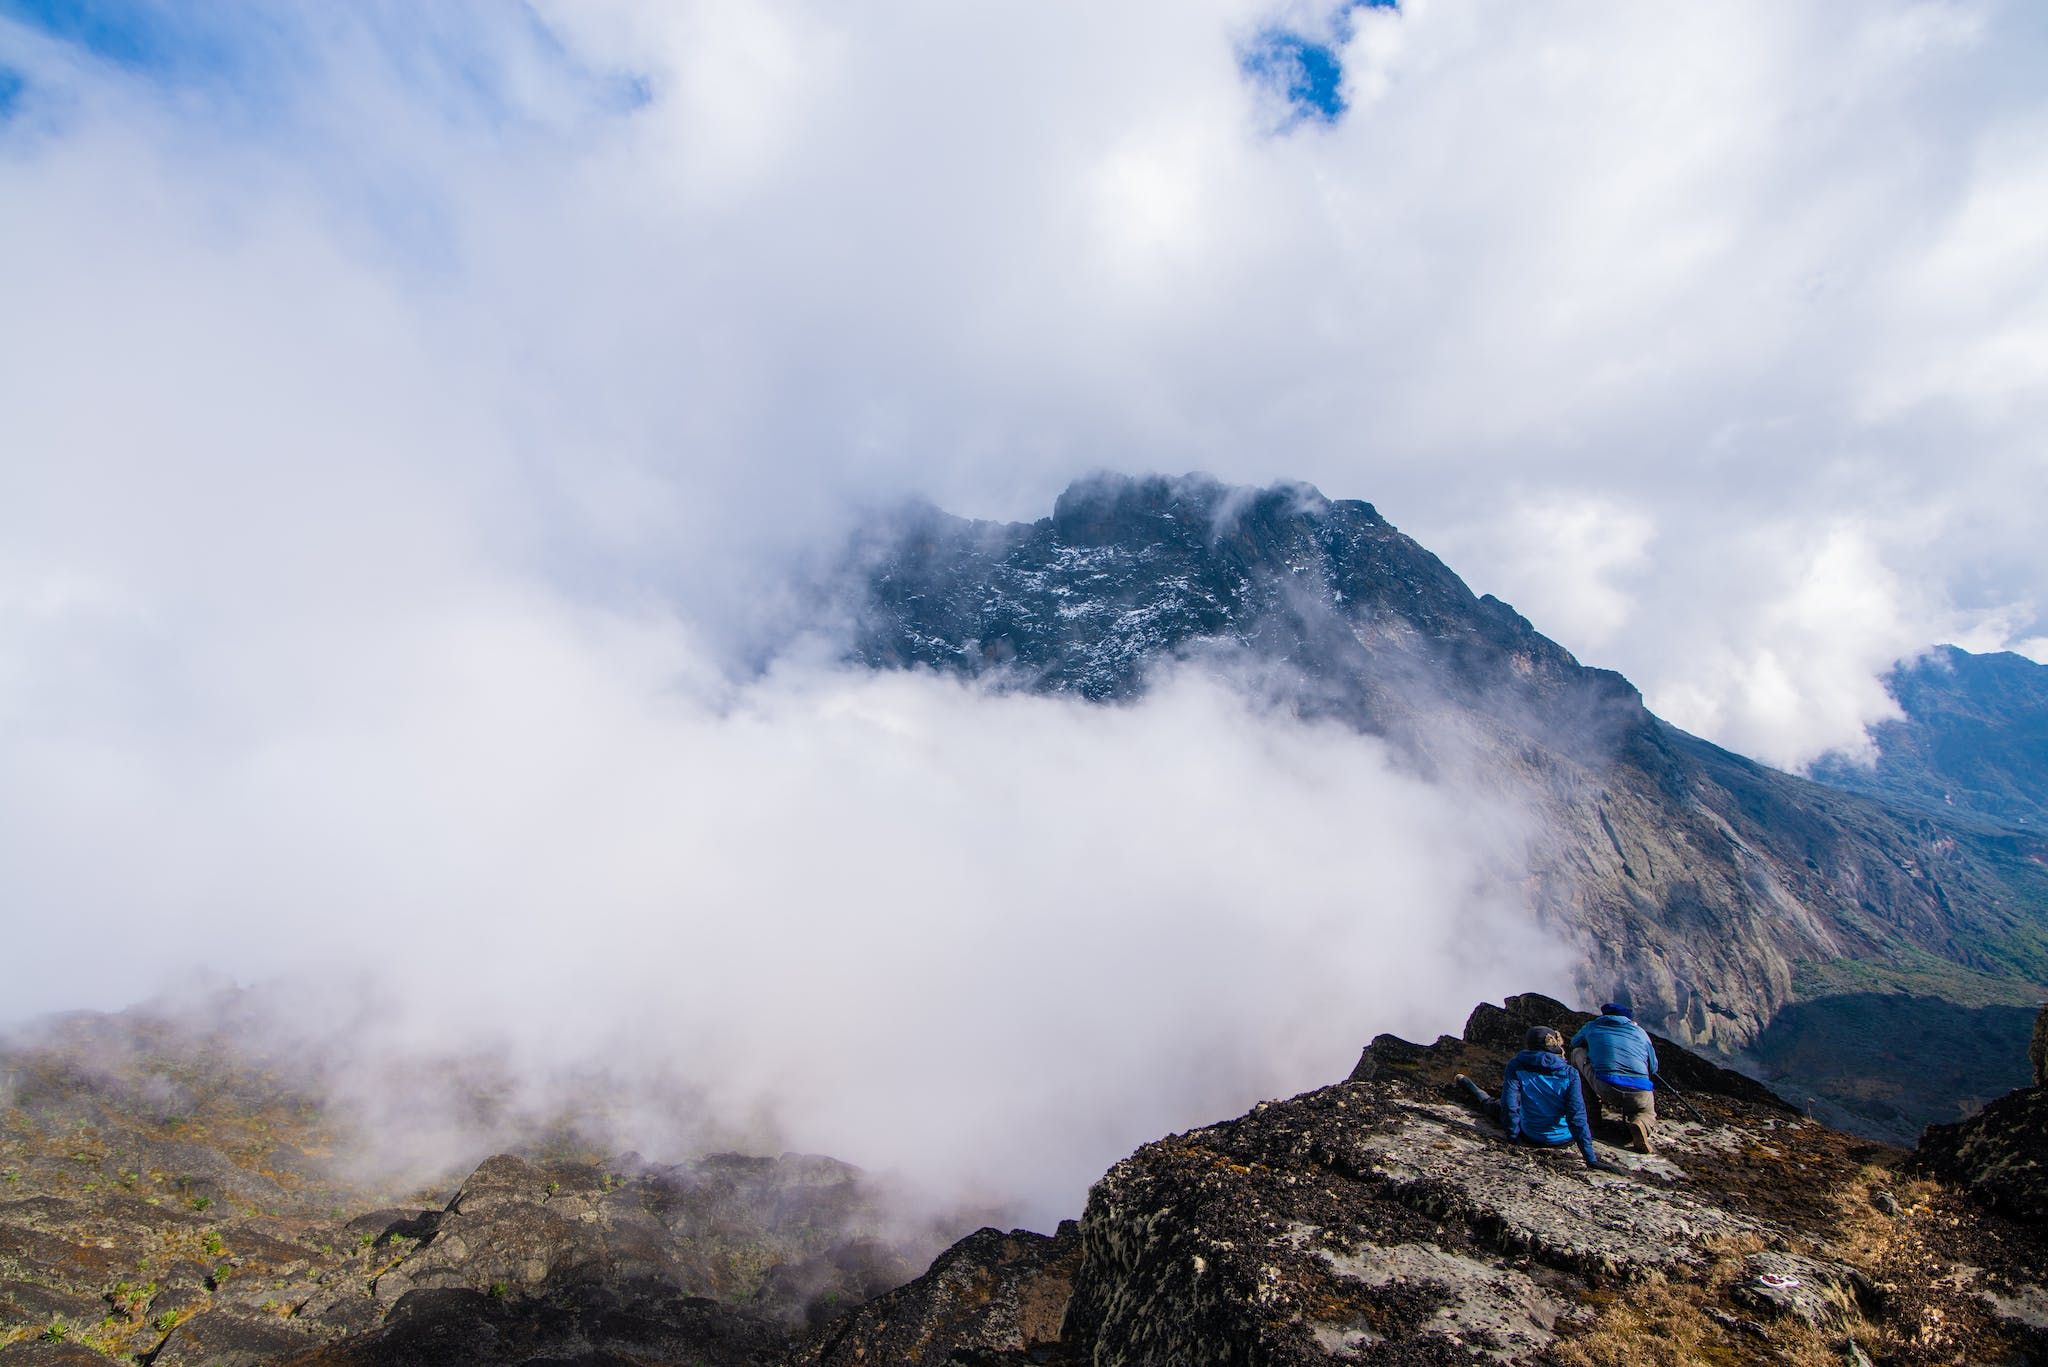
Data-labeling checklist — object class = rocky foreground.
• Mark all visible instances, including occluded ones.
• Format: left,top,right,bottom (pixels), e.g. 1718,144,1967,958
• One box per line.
5,996,2048,1365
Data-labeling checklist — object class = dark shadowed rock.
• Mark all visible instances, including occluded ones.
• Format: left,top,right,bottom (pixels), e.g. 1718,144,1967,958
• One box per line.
789,1224,1080,1366
1916,1079,2048,1226
0,1342,117,1366
2033,1002,2047,1089
153,1308,318,1367
0,1281,103,1328
284,1280,790,1367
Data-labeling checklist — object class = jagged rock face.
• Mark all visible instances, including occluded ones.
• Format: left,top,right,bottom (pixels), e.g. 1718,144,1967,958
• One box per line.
224,1153,910,1366
788,1224,1081,1366
843,473,2048,1133
1047,993,2048,1365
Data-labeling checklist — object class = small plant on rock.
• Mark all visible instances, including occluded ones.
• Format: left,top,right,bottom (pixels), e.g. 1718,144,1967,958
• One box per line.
202,1231,225,1257
39,1319,68,1344
189,1195,212,1212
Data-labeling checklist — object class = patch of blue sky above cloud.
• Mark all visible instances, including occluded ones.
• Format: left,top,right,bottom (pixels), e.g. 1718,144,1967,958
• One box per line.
1242,0,1400,126
3,0,2048,1209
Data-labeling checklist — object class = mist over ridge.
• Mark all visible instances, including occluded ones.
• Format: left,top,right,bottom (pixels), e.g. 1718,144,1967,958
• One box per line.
3,578,1566,1223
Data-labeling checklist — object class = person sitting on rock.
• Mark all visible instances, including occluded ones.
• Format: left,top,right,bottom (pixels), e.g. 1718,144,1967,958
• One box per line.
1571,1001,1659,1154
1454,1027,1604,1169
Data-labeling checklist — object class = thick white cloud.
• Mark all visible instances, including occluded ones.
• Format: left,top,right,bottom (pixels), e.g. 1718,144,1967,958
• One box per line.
1,0,2045,1210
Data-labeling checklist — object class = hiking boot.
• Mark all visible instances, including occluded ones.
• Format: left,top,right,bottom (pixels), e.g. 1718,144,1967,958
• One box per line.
1452,1074,1487,1107
1627,1119,1656,1155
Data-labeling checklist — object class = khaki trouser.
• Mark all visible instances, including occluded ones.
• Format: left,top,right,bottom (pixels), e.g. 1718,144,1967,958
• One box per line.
1571,1046,1656,1143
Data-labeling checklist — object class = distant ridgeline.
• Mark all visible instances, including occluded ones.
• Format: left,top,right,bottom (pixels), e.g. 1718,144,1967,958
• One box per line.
836,473,2048,1143
1810,645,2048,831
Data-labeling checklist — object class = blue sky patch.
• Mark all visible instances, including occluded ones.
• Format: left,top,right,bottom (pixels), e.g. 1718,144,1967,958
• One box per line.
0,0,654,133
0,0,250,84
1244,29,1347,125
1242,2,1395,128
0,65,23,119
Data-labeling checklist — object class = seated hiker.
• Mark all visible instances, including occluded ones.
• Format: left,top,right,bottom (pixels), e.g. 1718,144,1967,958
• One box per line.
1571,1001,1659,1154
1454,1027,1607,1169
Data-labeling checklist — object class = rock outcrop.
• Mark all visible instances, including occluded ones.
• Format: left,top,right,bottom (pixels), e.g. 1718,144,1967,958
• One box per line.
942,994,2044,1365
0,1020,921,1367
788,1224,1081,1366
1916,1002,2048,1228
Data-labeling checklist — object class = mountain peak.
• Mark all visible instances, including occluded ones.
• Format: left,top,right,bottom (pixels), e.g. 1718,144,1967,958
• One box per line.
842,474,2048,1137
1048,471,1344,545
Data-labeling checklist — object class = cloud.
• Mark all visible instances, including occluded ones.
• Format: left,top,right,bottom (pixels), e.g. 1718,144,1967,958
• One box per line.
0,571,1561,1220
2,0,2046,1209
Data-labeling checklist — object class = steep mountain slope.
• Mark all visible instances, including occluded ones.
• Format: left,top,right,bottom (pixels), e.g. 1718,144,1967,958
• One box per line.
840,474,2048,1136
1811,645,2048,830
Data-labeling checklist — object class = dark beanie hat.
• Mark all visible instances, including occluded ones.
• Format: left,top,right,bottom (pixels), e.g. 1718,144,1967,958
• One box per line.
1601,1001,1633,1018
1524,1026,1565,1054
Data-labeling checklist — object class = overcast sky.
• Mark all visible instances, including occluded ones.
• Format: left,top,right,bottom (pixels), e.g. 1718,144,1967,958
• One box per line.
3,0,2046,1214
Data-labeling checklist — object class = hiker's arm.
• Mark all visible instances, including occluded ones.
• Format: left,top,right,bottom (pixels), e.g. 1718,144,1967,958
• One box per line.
1646,1037,1660,1078
1565,1072,1597,1165
1500,1074,1525,1140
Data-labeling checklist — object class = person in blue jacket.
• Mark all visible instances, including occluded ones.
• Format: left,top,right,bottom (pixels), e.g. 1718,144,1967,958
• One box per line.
1571,1001,1659,1154
1454,1027,1609,1169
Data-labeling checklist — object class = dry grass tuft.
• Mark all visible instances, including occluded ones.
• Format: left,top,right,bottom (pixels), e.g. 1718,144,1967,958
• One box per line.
1549,1232,1878,1367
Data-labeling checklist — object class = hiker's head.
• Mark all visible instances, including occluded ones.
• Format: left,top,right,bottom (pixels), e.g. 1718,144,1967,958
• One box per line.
1601,1001,1633,1019
1524,1026,1565,1055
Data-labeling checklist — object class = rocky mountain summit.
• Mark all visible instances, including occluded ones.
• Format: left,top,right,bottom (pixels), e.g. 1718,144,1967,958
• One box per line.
7,996,2048,1365
842,473,2048,1138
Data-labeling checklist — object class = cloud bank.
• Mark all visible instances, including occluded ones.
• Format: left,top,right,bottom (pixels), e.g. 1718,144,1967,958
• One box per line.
2,0,2045,1213
3,594,1560,1221
6,0,2047,764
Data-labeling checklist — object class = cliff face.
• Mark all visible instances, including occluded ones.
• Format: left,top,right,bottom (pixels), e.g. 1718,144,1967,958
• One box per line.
842,474,2048,1133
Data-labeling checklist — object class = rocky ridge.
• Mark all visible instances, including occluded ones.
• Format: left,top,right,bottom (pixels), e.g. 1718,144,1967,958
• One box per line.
798,994,2048,1366
8,997,2048,1364
842,473,2048,1137
1809,646,2048,830
0,1018,924,1367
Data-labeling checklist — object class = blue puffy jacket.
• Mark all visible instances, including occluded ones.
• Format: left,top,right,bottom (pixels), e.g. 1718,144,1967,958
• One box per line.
1571,1014,1659,1091
1500,1049,1596,1164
